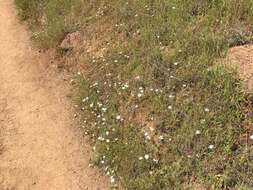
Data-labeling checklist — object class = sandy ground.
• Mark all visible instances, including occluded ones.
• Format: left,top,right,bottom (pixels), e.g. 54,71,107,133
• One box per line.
226,44,253,89
0,0,108,189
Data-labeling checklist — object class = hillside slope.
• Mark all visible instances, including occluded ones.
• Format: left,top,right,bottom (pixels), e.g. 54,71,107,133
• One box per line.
15,0,253,189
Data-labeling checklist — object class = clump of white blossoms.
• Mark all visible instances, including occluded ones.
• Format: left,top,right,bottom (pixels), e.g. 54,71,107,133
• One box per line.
101,107,107,113
98,136,105,141
144,132,151,140
121,83,129,90
91,82,98,87
250,135,253,140
137,86,144,98
159,135,164,140
82,97,89,102
195,130,201,135
97,102,103,107
110,176,115,183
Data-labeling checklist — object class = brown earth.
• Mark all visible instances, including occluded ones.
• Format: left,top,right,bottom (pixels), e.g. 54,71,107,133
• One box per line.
0,0,108,189
225,44,253,89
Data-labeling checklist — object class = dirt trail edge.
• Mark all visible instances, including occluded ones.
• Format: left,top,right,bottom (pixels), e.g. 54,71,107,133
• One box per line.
0,1,108,189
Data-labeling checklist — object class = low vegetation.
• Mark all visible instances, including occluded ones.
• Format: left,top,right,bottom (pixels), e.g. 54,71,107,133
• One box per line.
15,0,253,189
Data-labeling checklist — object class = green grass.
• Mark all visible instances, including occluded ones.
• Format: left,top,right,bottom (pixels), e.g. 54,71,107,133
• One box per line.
16,0,253,189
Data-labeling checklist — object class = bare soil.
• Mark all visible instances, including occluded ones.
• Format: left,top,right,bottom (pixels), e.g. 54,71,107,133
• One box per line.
226,44,253,89
0,0,108,189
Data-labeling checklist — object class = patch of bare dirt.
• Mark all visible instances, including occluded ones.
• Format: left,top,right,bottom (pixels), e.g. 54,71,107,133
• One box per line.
0,0,108,189
225,44,253,89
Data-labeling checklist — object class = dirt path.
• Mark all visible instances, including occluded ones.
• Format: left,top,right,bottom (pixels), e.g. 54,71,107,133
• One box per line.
0,1,108,189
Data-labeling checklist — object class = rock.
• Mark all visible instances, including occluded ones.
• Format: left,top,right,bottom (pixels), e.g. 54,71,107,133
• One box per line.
60,31,82,49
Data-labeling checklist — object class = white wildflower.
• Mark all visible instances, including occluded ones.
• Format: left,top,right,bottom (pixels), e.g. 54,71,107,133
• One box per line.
200,119,206,124
144,154,150,160
82,97,89,102
110,176,115,183
102,107,107,112
98,136,104,141
93,82,98,87
205,108,210,112
209,145,214,150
